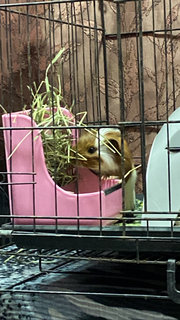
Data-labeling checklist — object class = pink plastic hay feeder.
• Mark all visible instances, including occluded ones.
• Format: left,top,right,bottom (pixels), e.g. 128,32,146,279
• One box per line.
2,109,122,226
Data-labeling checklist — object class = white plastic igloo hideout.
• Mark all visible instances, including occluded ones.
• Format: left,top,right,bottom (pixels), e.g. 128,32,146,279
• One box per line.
142,107,180,227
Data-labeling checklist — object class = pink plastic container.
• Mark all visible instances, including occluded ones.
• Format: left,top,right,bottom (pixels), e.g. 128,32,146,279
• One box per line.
2,109,122,226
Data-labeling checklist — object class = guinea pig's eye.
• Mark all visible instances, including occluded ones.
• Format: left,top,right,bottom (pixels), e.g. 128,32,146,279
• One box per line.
88,146,97,154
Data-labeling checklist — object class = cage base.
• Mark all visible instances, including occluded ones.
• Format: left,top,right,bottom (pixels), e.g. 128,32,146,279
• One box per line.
2,223,180,251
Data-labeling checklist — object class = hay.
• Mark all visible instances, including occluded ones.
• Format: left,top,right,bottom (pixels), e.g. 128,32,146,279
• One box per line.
4,49,87,187
27,48,87,186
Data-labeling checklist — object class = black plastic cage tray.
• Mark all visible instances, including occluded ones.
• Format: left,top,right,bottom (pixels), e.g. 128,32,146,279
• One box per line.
1,222,180,253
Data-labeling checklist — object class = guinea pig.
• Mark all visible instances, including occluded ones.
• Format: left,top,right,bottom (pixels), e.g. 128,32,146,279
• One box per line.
72,128,136,210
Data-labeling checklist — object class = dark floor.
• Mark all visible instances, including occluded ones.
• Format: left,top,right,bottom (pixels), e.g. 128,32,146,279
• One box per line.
0,243,180,320
1,191,180,320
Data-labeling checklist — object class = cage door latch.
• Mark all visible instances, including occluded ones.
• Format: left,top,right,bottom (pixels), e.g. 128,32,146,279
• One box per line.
167,259,180,304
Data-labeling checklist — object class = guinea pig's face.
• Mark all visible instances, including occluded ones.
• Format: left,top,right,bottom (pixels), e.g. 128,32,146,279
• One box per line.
72,132,101,172
72,130,134,178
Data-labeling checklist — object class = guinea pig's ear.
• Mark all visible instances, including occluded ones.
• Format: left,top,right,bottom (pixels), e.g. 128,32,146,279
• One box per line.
108,139,121,153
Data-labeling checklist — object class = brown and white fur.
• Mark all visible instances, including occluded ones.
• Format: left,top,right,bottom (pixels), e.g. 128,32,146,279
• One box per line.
73,128,136,210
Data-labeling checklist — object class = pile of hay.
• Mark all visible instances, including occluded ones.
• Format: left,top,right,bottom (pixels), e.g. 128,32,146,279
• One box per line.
27,49,87,186
5,49,86,187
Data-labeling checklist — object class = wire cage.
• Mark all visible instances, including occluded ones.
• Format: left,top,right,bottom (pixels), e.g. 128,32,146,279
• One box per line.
1,0,180,304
